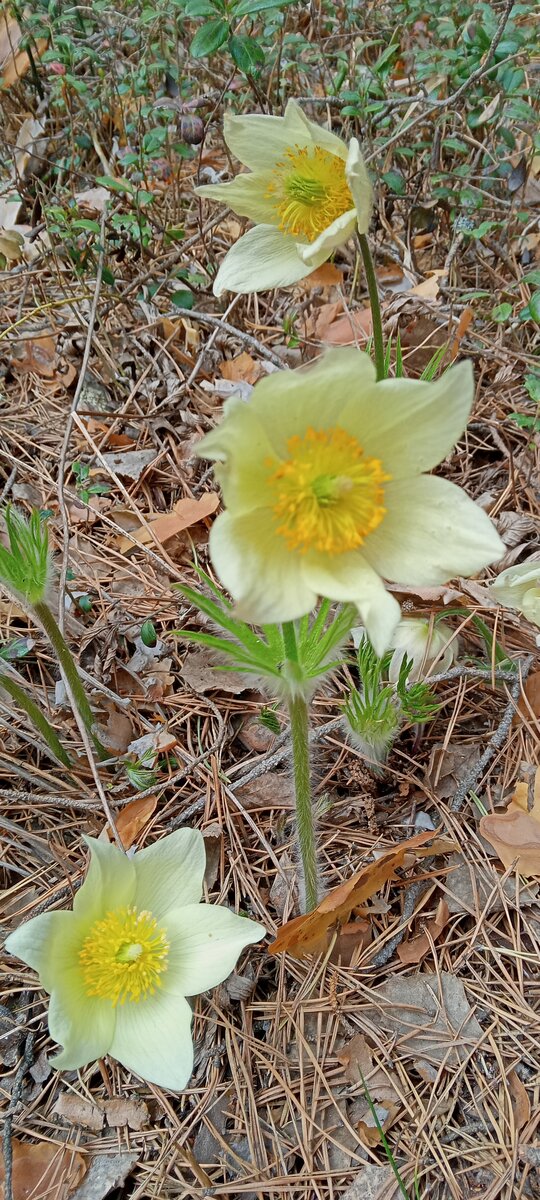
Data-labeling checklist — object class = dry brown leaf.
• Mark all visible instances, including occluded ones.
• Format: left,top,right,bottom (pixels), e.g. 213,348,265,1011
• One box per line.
92,448,157,481
268,829,434,959
53,1093,103,1132
202,822,222,890
11,335,57,377
507,1068,531,1133
118,492,219,552
480,807,540,876
300,261,343,289
408,270,445,302
0,229,24,262
114,795,158,850
181,647,250,695
103,1097,149,1130
357,1102,400,1148
511,767,540,820
0,12,47,90
74,186,110,214
329,918,372,965
450,305,474,358
339,1163,402,1200
396,898,449,965
313,305,373,346
220,351,261,384
100,707,133,754
516,673,540,724
0,1139,86,1199
366,972,483,1068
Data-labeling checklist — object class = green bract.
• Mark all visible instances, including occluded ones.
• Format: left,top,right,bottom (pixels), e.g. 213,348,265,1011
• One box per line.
5,831,265,1092
197,348,504,655
195,98,373,295
0,507,52,604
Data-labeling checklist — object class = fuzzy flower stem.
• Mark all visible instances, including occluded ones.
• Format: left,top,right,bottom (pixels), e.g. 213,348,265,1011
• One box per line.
34,600,108,761
358,234,385,382
0,670,73,770
282,621,319,913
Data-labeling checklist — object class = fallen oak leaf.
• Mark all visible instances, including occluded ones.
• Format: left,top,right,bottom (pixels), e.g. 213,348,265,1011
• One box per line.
112,794,158,850
220,351,262,384
268,829,435,959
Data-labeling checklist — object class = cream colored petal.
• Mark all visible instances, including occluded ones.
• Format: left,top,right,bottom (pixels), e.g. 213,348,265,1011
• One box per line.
346,138,373,235
338,359,475,480
5,911,84,993
249,347,377,458
109,991,193,1091
162,904,265,996
48,968,115,1070
363,476,505,584
133,829,206,921
195,171,279,224
302,552,401,655
75,837,136,925
213,225,316,296
522,587,540,626
297,209,357,266
223,99,346,171
209,509,318,623
197,399,278,513
490,562,540,607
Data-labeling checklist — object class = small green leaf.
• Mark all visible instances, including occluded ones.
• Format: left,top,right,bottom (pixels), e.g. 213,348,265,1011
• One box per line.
190,18,229,58
95,174,134,195
171,289,195,308
234,0,294,14
382,169,406,195
71,219,101,234
491,302,512,323
185,0,218,15
141,619,157,647
524,372,540,403
228,33,265,72
528,292,540,323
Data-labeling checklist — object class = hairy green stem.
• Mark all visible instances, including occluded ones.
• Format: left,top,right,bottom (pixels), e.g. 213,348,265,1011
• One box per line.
0,670,73,769
34,601,108,760
358,233,385,381
282,621,318,913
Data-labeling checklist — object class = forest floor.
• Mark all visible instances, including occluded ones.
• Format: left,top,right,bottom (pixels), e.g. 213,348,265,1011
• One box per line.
0,2,539,1198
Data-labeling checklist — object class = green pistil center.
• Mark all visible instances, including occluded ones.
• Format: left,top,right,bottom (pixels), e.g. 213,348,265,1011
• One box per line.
286,174,327,207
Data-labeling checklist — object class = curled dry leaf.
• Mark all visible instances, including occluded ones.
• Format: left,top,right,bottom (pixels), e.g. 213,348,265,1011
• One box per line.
0,1138,87,1200
0,12,47,90
268,829,434,959
396,898,449,965
113,794,158,850
53,1093,104,1132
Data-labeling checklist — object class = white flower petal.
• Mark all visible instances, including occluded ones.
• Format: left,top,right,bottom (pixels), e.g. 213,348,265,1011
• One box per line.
209,509,318,623
213,224,320,295
363,475,505,584
297,209,357,266
223,99,347,171
48,968,115,1070
248,347,377,458
197,399,277,513
195,171,278,224
339,360,475,480
490,562,540,607
109,991,193,1091
76,837,136,924
5,911,85,993
162,903,265,996
302,552,401,655
133,829,206,920
346,138,373,235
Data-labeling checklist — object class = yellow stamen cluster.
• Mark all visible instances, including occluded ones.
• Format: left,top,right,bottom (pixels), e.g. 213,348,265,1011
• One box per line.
266,145,353,240
79,906,169,1006
268,427,389,554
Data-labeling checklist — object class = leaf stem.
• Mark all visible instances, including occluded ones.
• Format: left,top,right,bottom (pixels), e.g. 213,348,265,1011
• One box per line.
34,600,108,760
0,670,73,769
358,233,385,381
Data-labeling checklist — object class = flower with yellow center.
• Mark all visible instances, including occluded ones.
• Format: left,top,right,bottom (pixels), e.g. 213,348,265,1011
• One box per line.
197,349,504,654
490,560,540,634
5,831,265,1091
195,99,372,295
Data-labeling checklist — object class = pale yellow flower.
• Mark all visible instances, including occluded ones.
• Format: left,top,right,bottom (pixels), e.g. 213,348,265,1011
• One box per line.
5,831,265,1091
197,349,504,654
195,99,372,295
490,561,540,629
388,618,458,683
